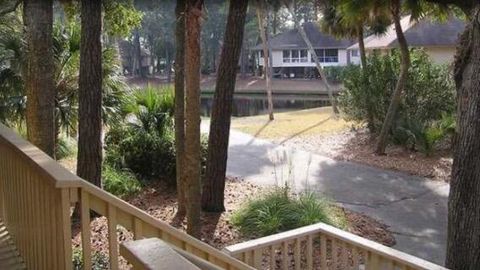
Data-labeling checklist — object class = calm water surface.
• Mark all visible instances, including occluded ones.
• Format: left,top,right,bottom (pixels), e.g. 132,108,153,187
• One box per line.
201,93,331,117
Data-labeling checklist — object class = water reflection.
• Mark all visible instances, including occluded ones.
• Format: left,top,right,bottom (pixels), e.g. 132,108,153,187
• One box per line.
201,94,330,117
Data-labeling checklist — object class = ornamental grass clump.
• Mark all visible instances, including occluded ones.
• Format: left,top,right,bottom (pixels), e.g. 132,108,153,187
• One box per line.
231,187,347,238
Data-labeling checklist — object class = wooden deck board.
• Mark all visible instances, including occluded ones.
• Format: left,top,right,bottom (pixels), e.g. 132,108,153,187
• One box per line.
0,220,26,270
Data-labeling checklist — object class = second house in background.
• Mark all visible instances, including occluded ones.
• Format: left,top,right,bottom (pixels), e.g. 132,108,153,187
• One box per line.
254,17,464,79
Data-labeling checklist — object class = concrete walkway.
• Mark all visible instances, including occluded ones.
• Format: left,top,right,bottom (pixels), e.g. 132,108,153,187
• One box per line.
202,122,449,265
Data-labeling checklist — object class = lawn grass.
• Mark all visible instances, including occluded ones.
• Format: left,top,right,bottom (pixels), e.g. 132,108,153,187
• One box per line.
231,107,352,140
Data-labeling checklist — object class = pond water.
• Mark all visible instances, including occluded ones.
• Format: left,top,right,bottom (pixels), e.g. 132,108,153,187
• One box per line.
201,93,331,117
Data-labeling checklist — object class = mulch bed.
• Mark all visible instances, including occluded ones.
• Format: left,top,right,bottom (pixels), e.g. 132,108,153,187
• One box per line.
276,128,452,182
71,177,395,269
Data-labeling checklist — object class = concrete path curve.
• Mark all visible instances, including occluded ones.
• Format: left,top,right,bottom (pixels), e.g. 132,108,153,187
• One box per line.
201,122,448,265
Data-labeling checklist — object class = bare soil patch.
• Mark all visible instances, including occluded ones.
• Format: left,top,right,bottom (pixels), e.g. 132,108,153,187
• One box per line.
71,177,394,269
275,128,452,182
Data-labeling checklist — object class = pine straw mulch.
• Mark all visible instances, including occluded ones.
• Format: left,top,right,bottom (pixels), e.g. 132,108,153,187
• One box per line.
71,177,395,269
275,128,453,182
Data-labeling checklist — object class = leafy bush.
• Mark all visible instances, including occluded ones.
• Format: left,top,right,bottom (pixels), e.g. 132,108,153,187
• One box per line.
323,66,349,83
56,135,77,160
339,50,456,153
231,188,346,238
72,247,109,270
105,86,208,184
103,165,142,198
392,113,456,155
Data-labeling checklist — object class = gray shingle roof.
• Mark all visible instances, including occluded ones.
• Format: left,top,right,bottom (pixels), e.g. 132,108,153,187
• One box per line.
348,16,465,50
253,22,354,50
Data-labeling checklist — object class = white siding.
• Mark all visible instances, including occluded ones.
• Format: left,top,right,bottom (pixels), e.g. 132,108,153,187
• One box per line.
425,47,455,64
348,49,361,65
258,49,349,68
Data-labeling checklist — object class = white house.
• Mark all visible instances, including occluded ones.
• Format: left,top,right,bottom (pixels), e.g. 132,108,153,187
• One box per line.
348,16,465,65
254,22,354,78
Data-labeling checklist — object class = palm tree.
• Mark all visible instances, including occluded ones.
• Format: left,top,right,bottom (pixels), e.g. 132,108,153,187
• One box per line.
77,0,103,187
23,0,56,157
373,0,412,154
1,16,128,146
255,0,275,120
174,0,187,216
184,0,204,238
283,0,339,115
0,12,24,126
321,0,389,131
202,0,249,212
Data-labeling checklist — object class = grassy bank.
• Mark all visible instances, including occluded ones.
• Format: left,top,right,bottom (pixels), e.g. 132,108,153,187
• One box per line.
231,107,351,140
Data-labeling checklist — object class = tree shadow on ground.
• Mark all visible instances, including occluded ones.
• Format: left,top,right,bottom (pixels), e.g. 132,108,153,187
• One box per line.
305,159,448,265
278,117,331,144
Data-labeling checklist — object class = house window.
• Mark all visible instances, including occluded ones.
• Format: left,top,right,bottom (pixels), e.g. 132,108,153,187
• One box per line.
311,49,339,63
291,50,299,62
312,49,324,62
283,50,291,63
325,49,338,62
351,49,359,57
300,50,308,62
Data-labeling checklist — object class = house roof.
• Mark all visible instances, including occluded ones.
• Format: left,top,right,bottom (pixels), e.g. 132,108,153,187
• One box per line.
348,16,465,50
252,22,354,50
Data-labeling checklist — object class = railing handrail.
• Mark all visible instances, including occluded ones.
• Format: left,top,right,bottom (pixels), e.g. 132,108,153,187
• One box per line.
0,124,82,188
0,123,252,270
224,223,448,270
78,180,253,270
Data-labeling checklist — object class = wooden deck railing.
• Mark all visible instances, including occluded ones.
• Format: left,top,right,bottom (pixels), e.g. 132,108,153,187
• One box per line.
224,223,448,270
0,124,253,270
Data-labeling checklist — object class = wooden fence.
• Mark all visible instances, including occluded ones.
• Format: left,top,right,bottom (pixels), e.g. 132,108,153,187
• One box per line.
224,223,448,270
0,123,252,270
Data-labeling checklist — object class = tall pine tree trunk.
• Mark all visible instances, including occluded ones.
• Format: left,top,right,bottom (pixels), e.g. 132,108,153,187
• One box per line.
184,0,204,238
374,0,410,154
358,26,367,69
284,1,339,115
240,40,247,79
256,4,274,120
23,0,55,157
133,30,145,77
202,0,249,212
174,0,186,216
446,6,480,269
77,0,103,187
357,25,375,133
166,45,172,83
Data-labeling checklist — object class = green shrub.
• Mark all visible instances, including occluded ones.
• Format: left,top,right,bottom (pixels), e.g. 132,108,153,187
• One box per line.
72,247,109,270
339,49,455,153
324,66,349,83
56,135,77,160
231,188,346,238
103,165,142,198
105,86,208,184
392,113,456,155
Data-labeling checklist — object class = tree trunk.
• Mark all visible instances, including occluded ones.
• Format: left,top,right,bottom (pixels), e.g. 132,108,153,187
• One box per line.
174,0,186,216
77,0,103,187
358,26,367,69
284,1,339,115
184,0,204,238
240,39,247,78
256,5,274,120
23,0,55,157
202,0,249,212
374,0,410,154
134,30,145,78
357,26,375,133
166,44,172,83
446,6,480,269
